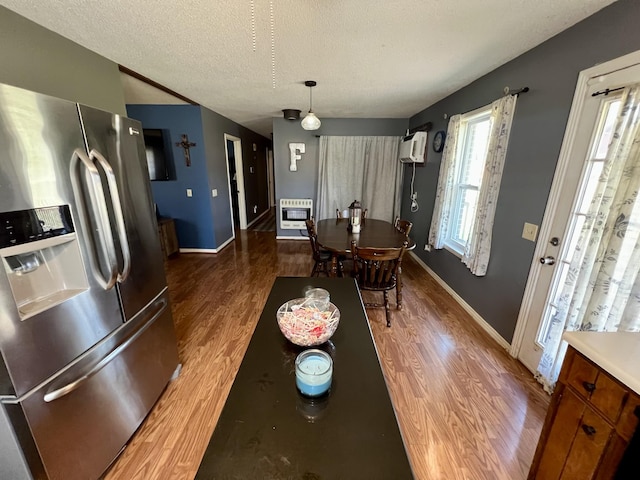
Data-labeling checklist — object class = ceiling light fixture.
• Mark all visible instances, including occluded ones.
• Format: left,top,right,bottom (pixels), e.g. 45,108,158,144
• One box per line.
301,80,321,130
282,109,301,120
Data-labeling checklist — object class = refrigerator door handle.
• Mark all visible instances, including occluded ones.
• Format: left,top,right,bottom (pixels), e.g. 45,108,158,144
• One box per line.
43,296,167,403
70,148,118,289
90,148,132,283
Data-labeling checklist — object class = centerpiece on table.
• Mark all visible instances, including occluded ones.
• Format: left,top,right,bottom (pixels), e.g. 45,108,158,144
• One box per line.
276,288,339,346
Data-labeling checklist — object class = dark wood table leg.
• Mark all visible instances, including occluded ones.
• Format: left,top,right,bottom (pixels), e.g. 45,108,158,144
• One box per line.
330,255,339,278
396,267,403,310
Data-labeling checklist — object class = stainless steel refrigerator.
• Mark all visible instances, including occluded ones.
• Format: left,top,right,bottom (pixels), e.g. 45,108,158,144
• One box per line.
0,83,179,480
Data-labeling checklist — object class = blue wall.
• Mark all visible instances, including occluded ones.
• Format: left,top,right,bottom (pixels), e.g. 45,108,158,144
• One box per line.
126,104,216,249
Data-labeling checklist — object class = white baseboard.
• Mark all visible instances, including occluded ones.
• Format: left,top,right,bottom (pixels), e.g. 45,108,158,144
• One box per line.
276,236,307,240
408,251,511,351
179,235,234,254
216,236,234,251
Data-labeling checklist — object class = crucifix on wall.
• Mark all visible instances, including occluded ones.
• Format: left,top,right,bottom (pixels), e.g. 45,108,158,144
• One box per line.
176,134,196,167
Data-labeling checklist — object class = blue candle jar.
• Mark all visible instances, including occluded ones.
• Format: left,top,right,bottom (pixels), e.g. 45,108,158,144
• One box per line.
295,349,333,397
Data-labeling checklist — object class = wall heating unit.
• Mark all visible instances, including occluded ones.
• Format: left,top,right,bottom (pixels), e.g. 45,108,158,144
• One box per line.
279,199,313,230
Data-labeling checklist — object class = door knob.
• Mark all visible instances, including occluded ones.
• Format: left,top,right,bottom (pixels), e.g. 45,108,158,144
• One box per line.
540,256,556,265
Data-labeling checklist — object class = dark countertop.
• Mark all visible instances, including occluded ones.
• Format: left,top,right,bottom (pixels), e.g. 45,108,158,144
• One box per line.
196,277,414,479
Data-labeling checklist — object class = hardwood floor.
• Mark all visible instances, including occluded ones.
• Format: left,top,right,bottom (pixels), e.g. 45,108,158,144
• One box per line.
104,231,549,480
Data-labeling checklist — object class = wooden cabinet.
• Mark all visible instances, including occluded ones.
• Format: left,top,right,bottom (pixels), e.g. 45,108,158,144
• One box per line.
157,217,179,258
529,346,640,479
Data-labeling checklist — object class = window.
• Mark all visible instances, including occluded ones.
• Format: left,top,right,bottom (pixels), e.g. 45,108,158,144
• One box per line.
445,108,492,255
428,95,517,276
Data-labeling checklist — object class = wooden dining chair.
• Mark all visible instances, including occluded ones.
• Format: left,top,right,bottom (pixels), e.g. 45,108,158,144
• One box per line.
351,240,407,327
394,217,413,236
305,219,331,276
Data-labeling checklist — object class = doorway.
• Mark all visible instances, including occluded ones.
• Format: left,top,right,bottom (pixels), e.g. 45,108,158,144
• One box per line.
224,134,247,233
267,148,275,207
512,51,640,376
226,139,240,229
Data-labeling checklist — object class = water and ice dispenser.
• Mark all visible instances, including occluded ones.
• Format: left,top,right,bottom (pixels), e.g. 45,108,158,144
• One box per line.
0,205,88,320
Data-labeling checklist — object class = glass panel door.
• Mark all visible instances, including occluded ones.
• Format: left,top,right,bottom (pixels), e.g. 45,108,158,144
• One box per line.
535,97,623,348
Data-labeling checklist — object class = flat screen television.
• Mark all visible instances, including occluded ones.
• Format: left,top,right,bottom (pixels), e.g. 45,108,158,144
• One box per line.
142,129,172,181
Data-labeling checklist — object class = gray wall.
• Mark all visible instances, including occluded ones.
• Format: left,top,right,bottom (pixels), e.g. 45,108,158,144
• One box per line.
404,0,640,343
273,117,409,237
0,4,271,251
0,6,126,116
201,108,271,243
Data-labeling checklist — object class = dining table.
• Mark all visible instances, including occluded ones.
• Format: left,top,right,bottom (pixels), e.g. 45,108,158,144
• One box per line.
315,218,415,309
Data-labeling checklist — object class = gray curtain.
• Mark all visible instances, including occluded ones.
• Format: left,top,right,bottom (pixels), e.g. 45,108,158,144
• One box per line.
317,136,403,221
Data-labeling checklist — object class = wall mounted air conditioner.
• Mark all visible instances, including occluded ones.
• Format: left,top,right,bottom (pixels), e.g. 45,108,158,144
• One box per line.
399,131,427,163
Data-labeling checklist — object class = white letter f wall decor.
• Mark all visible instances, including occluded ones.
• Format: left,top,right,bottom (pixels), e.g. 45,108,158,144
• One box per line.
288,143,305,171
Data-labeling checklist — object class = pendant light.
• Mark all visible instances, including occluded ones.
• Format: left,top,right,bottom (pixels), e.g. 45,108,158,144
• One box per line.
301,80,321,130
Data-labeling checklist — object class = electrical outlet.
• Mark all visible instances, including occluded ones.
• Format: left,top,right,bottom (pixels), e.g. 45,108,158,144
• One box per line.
522,222,538,242
211,189,218,197
424,244,432,252
186,188,193,197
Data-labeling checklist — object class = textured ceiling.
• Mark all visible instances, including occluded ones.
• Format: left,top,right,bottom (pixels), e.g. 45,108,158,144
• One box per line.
1,1,616,137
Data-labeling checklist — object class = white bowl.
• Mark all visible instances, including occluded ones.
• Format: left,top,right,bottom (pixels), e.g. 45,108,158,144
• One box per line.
276,298,340,346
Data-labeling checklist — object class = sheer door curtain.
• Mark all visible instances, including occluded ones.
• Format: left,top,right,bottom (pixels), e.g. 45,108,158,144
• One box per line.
317,136,403,222
536,84,640,392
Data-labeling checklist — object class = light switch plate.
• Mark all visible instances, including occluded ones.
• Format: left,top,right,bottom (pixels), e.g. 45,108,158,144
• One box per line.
186,188,193,197
212,189,218,197
522,222,538,242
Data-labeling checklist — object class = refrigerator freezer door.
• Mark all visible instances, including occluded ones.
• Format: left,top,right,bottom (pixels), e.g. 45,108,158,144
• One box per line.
17,289,178,480
0,84,124,396
78,106,168,321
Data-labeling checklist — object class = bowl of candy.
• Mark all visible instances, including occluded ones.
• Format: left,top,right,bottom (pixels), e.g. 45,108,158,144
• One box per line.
276,297,340,346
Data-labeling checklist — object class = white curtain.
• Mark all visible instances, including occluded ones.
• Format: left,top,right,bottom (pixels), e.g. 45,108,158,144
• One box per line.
316,136,403,222
463,95,517,275
536,84,640,391
428,114,461,249
428,95,517,276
